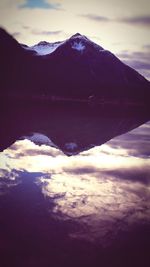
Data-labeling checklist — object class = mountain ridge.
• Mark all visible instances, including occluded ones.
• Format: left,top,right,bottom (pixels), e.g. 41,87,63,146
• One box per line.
0,28,150,155
0,27,150,102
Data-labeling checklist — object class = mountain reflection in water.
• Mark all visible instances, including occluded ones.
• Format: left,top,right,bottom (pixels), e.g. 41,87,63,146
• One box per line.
0,102,149,155
0,121,150,267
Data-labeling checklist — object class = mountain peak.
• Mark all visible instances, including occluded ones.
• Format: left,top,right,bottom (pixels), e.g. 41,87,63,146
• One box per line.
69,32,88,41
37,41,50,46
71,33,83,37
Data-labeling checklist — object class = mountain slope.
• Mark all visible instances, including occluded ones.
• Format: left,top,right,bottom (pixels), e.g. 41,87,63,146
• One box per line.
0,28,150,155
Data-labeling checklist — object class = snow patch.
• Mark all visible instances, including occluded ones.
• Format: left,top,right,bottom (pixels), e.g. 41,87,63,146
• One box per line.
22,133,56,147
65,142,78,151
32,43,60,55
72,41,85,52
23,42,63,55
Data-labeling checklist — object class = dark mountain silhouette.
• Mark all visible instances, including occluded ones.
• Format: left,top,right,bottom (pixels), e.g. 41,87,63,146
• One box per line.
0,28,150,155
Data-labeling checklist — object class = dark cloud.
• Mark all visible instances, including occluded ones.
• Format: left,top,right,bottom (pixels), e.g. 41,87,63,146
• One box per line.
80,14,110,22
108,122,150,158
111,140,150,158
62,162,150,185
7,141,61,159
0,168,13,179
116,50,150,79
23,25,62,37
8,143,21,151
31,29,62,36
0,169,20,184
62,165,99,175
143,44,150,50
117,51,150,60
102,167,150,185
80,14,150,28
123,60,150,71
23,148,60,157
9,148,60,158
12,32,21,38
18,0,61,10
22,25,30,30
119,16,150,27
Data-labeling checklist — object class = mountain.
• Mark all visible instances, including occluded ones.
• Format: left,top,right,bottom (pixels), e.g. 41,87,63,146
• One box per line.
0,28,150,155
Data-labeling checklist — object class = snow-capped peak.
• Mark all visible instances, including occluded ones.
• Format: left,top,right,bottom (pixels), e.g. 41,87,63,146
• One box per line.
30,41,63,55
22,33,105,56
69,33,104,51
22,40,64,56
22,133,57,148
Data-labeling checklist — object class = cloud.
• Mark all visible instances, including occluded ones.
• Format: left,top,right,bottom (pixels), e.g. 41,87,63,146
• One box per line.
12,32,21,38
22,25,30,30
119,16,150,27
110,140,150,158
79,13,150,32
31,29,62,36
117,51,150,61
14,148,60,158
8,141,61,158
19,0,61,10
80,13,110,22
117,50,150,80
108,122,150,159
62,165,100,175
0,168,20,180
80,13,150,28
143,44,150,50
102,166,150,185
123,60,150,71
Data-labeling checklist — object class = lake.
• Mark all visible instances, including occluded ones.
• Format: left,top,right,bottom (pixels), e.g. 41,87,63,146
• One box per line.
0,118,150,266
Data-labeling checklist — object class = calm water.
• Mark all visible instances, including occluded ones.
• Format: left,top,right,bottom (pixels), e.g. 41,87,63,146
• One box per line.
0,121,150,267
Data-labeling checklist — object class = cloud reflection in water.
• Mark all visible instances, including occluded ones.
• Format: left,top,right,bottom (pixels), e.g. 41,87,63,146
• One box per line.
0,121,150,245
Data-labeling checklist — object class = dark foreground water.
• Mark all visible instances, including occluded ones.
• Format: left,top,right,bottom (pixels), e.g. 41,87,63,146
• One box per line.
0,121,150,267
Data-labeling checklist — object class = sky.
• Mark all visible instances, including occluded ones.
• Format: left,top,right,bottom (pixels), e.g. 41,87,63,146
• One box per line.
0,0,150,79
